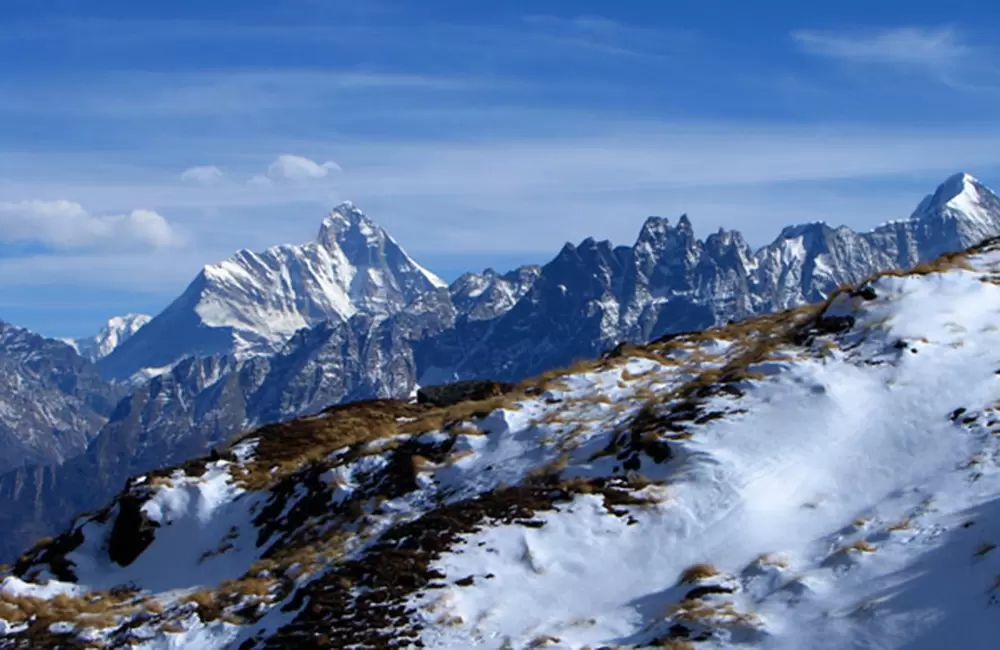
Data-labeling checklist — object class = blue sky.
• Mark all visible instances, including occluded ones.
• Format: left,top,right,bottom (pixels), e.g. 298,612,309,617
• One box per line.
3,0,1000,337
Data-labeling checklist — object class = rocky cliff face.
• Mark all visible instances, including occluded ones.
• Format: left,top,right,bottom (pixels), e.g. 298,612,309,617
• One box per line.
0,322,122,474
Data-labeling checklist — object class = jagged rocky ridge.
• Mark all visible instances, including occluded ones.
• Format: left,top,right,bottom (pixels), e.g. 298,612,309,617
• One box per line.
7,236,1000,648
0,322,122,475
1,172,999,564
100,172,1000,388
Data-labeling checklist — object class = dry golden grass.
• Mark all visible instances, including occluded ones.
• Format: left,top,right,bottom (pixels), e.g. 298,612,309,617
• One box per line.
669,597,759,629
248,558,278,576
147,475,176,488
234,399,425,489
398,394,524,437
143,598,165,614
668,598,717,623
410,455,437,473
886,517,911,532
678,563,721,584
448,423,486,437
753,553,789,568
580,392,613,405
444,449,476,466
621,366,654,382
526,357,617,392
835,540,876,556
183,589,222,622
231,577,274,599
183,590,216,608
0,585,143,631
527,454,571,481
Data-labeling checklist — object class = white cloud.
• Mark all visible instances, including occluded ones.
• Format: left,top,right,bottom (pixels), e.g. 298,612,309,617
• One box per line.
248,174,273,187
0,200,181,250
180,165,224,186
266,154,341,182
791,27,972,68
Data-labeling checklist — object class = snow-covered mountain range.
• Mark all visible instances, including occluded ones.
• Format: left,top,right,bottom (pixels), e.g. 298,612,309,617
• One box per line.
7,233,1000,648
95,172,1000,388
0,172,999,564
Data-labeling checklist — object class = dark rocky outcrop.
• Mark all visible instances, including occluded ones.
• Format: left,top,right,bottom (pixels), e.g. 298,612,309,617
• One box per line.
107,491,158,567
416,380,516,408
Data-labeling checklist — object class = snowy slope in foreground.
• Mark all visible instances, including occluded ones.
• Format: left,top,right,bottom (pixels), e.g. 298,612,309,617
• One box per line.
9,241,1000,648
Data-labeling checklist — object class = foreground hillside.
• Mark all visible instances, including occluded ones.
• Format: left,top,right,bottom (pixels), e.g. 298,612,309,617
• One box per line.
6,240,1000,648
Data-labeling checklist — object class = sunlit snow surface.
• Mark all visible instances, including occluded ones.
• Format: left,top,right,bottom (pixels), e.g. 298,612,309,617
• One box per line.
10,244,1000,648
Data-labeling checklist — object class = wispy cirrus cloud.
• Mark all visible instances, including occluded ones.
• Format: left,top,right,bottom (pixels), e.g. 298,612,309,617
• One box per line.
0,69,498,120
791,26,974,70
521,14,696,58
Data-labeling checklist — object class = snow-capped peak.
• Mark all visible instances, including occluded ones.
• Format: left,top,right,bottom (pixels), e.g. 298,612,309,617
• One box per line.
913,172,997,222
942,172,988,214
99,203,446,380
317,201,371,245
317,201,446,288
937,171,979,206
66,313,152,361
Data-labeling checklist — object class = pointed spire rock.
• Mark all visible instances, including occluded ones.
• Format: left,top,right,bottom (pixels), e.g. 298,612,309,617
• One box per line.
317,201,373,250
677,214,694,236
636,216,671,245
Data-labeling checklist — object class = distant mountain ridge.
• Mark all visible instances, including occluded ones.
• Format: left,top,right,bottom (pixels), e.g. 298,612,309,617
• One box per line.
415,172,1000,382
1,171,1000,562
97,172,1000,388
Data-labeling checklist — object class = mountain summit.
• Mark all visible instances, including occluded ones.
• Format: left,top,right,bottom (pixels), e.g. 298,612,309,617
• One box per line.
65,313,152,362
99,203,444,381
